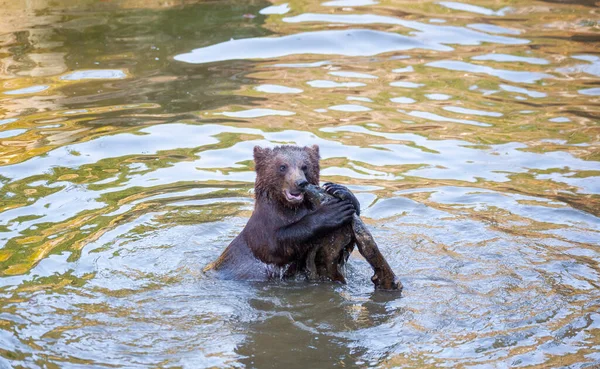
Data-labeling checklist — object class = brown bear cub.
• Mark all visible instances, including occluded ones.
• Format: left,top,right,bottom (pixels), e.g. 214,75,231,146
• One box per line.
205,145,400,290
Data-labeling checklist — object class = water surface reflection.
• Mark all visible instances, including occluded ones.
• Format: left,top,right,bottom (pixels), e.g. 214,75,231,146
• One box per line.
0,0,599,368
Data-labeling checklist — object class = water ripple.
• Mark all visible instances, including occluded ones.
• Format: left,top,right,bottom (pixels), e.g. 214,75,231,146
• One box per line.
174,29,450,64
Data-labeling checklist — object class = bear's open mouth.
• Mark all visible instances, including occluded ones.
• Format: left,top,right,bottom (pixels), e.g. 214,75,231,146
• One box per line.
284,189,304,202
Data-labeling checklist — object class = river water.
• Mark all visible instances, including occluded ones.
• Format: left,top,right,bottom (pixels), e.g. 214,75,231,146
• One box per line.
0,0,599,368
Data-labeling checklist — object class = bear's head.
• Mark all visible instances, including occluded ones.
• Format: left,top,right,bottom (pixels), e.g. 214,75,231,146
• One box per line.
253,145,320,206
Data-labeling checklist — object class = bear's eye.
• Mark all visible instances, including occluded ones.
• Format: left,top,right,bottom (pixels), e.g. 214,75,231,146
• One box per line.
279,165,287,172
301,165,307,172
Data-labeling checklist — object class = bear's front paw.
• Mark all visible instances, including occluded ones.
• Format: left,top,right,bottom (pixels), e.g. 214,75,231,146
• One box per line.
323,182,360,216
314,199,355,230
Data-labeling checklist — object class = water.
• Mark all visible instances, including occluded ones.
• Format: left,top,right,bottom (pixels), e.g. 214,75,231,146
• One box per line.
0,0,599,368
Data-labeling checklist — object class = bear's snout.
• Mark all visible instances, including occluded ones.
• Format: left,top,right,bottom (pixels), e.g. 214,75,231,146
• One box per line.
295,179,308,189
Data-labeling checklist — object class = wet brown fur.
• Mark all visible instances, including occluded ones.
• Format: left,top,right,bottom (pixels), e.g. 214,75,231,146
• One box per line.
206,144,401,290
206,145,341,280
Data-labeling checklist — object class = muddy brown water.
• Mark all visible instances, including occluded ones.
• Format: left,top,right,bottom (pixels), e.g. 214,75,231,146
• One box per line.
0,0,599,368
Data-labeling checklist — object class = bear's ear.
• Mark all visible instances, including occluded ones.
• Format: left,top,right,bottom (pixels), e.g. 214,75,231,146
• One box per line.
306,144,320,161
253,146,271,165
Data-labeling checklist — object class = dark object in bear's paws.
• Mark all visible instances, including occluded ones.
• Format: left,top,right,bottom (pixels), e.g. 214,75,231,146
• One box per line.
323,182,361,216
303,184,401,291
371,272,403,291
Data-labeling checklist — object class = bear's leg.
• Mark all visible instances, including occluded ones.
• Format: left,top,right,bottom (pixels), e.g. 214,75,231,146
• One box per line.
305,245,319,281
312,229,351,283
